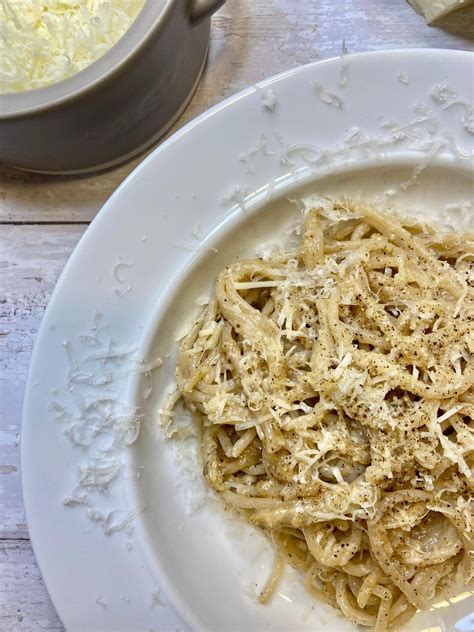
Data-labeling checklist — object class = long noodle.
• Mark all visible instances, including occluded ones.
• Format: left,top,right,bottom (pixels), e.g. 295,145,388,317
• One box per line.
172,200,474,631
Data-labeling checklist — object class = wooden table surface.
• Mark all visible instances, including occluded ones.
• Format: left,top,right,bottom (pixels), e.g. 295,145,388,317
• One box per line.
1,1,473,629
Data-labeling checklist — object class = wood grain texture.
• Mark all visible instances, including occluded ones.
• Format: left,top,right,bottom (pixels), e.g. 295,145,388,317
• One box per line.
1,0,473,629
0,540,62,631
1,226,85,542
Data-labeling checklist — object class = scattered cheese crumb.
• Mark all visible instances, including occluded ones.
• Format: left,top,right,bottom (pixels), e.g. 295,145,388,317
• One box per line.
399,139,445,191
113,259,133,285
254,84,277,111
249,132,274,157
430,83,457,105
115,284,132,298
461,107,474,134
221,185,249,213
338,40,349,87
262,88,277,111
195,295,210,306
397,72,409,85
314,82,343,109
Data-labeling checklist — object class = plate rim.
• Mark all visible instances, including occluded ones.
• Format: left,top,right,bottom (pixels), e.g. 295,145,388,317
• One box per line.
21,47,474,630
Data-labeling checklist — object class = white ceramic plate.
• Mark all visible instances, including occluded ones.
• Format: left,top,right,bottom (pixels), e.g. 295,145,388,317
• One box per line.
22,49,474,632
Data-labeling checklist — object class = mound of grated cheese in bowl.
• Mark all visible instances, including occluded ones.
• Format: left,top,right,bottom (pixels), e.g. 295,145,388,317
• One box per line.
0,0,144,93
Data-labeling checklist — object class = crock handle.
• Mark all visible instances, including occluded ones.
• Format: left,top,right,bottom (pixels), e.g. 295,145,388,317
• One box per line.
189,0,226,23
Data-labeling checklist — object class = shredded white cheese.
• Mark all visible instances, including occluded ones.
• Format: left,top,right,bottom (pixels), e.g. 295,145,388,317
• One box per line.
397,72,409,86
50,311,165,535
113,258,133,285
261,88,277,111
462,108,474,135
221,185,249,213
0,0,144,93
431,83,458,105
314,81,344,109
338,40,349,88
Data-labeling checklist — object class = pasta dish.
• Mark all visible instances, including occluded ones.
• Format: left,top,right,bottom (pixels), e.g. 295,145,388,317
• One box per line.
170,200,473,630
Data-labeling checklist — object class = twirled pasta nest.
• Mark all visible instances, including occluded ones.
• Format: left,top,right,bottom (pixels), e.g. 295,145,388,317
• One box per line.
171,200,474,631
